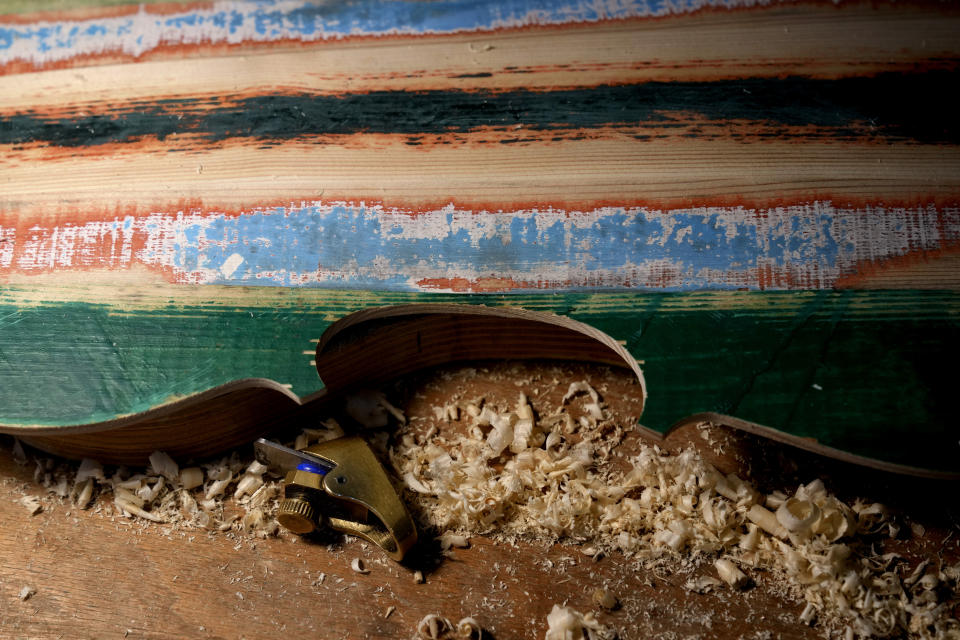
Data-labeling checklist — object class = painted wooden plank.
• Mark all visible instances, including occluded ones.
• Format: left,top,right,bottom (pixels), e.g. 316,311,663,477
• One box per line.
1,1,958,472
2,1,956,83
4,74,959,147
3,8,957,98
5,138,959,210
2,202,958,291
0,0,790,71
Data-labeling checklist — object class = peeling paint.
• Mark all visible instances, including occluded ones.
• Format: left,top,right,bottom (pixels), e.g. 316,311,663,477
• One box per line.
0,0,794,70
2,201,957,291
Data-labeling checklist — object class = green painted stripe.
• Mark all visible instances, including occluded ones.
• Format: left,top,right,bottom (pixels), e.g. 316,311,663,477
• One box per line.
6,74,959,146
0,289,956,472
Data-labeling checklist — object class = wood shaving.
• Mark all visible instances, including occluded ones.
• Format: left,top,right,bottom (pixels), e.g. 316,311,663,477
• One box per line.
378,395,407,425
204,467,233,500
544,604,614,640
75,458,104,483
416,613,450,639
714,558,750,590
233,473,264,500
435,405,460,422
684,575,722,594
115,492,164,523
20,495,42,515
439,532,470,550
456,616,482,639
20,444,286,540
74,477,94,509
179,467,203,491
148,451,179,484
351,557,369,574
591,588,619,610
562,381,599,405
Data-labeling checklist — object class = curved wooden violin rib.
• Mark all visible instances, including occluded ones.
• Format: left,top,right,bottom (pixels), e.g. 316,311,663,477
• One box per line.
6,380,308,465
0,1,958,475
313,304,646,397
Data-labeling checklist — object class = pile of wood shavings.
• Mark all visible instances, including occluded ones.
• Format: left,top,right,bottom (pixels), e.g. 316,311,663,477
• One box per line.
390,381,960,639
14,417,371,540
17,440,283,538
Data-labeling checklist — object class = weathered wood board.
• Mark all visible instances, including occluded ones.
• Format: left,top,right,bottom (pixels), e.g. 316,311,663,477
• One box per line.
1,0,959,472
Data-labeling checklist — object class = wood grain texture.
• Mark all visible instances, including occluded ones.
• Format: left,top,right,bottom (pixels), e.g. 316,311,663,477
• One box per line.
5,138,955,212
1,1,959,472
314,304,646,394
0,0,715,73
2,1,957,77
17,383,324,463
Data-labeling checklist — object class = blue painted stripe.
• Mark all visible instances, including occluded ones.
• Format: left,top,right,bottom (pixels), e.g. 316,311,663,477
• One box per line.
1,0,789,67
4,201,957,291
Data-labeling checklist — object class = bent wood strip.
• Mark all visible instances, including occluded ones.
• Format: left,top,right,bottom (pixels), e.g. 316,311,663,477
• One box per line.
314,304,646,402
16,380,321,463
319,305,960,480
667,413,960,482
